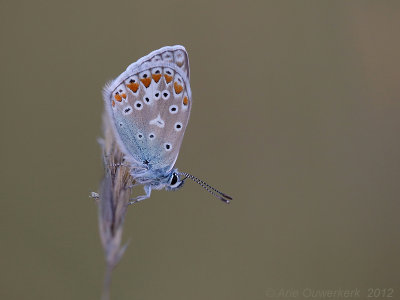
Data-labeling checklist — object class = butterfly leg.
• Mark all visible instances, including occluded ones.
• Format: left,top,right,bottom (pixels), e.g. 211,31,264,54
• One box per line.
129,184,152,205
126,182,141,190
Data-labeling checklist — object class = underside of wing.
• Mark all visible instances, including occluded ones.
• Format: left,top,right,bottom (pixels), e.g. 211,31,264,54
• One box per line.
103,46,192,172
127,45,190,80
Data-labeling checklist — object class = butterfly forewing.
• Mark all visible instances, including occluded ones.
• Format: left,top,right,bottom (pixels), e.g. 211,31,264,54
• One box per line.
104,46,192,172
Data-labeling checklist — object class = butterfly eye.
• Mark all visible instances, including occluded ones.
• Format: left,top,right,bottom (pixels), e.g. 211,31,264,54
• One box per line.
170,173,178,185
164,143,172,151
169,105,178,114
134,101,143,110
174,122,183,132
168,172,183,189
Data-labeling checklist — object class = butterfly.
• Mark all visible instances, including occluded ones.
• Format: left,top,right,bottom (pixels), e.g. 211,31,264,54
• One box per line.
103,45,232,204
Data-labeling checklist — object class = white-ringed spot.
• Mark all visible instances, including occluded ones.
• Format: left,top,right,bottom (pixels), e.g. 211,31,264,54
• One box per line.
169,105,178,114
123,106,133,115
162,90,170,100
153,91,161,100
143,96,151,105
164,143,172,151
134,100,143,110
174,122,183,132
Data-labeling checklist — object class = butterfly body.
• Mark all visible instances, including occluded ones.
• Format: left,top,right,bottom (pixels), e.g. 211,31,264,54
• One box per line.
103,46,191,200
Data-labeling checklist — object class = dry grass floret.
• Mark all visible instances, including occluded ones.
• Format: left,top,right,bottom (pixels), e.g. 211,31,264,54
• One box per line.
95,112,134,300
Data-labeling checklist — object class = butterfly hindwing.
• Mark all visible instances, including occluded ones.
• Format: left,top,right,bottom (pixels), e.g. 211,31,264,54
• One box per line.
126,45,190,80
104,46,192,172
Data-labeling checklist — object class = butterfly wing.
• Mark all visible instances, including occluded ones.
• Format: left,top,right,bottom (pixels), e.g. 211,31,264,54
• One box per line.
103,46,192,173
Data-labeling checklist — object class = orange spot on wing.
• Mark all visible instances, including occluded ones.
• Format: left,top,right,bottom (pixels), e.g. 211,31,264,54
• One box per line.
112,100,115,107
183,96,188,106
114,94,122,102
152,73,162,83
122,93,127,99
127,82,139,93
174,82,183,94
140,77,151,88
164,74,173,83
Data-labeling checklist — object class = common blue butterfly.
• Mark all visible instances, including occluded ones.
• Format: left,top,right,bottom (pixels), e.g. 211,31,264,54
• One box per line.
103,45,232,204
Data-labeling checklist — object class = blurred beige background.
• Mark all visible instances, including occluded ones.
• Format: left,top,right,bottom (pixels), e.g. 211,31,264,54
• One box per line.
1,1,399,299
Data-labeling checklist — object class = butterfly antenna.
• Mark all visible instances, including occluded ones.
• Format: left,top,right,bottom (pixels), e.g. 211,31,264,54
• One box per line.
179,172,233,204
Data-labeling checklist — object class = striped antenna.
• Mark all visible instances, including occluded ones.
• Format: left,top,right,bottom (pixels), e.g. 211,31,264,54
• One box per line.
179,172,232,204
